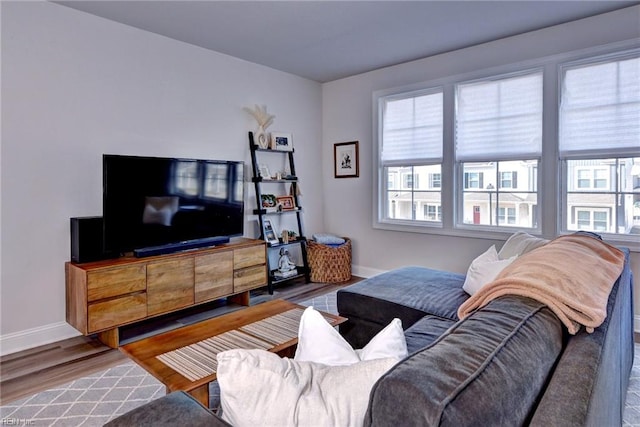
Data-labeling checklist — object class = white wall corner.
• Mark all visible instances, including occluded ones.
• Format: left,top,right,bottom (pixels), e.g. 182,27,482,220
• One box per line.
634,315,640,335
0,322,81,357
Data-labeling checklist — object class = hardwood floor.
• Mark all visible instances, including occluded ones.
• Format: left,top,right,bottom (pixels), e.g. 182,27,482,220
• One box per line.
0,278,357,405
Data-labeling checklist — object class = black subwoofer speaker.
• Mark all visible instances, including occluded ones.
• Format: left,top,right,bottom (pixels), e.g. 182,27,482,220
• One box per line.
70,216,117,263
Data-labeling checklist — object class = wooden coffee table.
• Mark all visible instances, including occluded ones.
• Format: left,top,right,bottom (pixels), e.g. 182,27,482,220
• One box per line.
120,299,346,407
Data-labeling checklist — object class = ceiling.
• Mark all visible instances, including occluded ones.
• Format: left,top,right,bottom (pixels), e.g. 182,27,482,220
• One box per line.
55,1,639,83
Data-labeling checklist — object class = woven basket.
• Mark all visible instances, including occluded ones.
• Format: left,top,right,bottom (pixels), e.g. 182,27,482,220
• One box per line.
308,238,352,283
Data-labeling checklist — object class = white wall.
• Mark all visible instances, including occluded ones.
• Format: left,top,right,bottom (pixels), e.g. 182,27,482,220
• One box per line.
322,8,640,288
0,1,323,354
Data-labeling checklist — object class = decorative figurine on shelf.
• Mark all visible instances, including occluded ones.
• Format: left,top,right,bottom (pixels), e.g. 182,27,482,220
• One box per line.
278,248,296,273
243,104,275,149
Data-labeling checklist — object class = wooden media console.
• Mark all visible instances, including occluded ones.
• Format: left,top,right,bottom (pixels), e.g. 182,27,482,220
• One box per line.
65,238,267,348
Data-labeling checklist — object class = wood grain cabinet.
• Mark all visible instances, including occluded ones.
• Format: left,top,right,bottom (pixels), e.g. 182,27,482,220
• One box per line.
195,251,234,303
66,238,266,347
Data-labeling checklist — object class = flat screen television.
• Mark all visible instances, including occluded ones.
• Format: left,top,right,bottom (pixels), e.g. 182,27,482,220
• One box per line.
103,154,244,257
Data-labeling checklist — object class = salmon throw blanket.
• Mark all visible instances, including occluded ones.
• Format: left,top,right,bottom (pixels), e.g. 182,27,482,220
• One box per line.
457,234,625,334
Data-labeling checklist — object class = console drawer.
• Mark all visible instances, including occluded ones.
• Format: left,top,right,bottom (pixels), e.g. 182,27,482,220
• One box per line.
88,293,147,332
234,245,266,269
234,264,267,292
87,265,146,302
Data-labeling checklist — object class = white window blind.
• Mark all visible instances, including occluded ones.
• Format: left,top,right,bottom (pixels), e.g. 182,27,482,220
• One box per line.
455,71,543,161
559,52,640,157
381,90,443,166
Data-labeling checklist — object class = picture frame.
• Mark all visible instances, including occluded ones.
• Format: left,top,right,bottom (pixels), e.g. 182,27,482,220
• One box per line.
276,195,296,211
262,219,280,245
334,141,359,178
271,132,293,151
261,194,277,208
258,164,271,180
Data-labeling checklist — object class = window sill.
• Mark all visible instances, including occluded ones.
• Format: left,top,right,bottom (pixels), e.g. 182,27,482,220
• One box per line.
374,219,640,252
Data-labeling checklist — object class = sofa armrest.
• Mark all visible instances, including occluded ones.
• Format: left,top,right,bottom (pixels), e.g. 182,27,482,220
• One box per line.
530,248,633,427
104,391,231,427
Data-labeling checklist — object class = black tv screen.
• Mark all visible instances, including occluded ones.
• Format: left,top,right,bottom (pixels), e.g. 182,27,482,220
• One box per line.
103,154,244,255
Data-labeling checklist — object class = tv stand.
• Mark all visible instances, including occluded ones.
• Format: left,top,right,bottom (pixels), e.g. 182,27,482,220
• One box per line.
133,236,231,258
66,238,266,348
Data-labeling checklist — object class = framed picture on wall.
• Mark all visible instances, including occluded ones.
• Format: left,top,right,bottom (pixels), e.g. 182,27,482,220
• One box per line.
334,141,359,178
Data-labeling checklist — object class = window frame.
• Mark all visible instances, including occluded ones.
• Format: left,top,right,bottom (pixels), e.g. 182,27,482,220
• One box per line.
372,40,639,250
558,47,640,243
376,86,445,228
454,68,543,233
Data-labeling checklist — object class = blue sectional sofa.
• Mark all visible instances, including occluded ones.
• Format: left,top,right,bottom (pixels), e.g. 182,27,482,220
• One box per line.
337,247,633,426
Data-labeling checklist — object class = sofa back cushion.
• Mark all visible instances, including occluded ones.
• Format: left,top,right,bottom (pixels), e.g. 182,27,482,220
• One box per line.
365,295,563,427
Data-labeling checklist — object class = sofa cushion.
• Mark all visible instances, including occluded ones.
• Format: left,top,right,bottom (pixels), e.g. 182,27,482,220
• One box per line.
294,306,407,365
498,231,548,259
216,349,397,427
338,266,468,347
365,295,564,427
403,315,456,354
462,245,516,295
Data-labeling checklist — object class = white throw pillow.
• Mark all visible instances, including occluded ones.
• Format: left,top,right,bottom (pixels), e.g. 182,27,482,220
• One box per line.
217,349,397,427
463,245,516,295
294,306,407,365
498,231,549,260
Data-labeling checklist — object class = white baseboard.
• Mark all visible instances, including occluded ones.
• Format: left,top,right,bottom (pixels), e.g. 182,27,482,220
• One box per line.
0,321,81,357
352,265,386,279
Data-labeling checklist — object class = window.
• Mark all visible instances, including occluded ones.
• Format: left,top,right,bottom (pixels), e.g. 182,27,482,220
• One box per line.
424,204,442,221
379,89,443,224
499,171,517,189
403,173,417,189
429,173,441,189
386,165,442,222
575,167,609,190
455,71,542,230
575,208,610,232
464,172,483,189
498,207,516,225
373,43,639,247
560,50,640,236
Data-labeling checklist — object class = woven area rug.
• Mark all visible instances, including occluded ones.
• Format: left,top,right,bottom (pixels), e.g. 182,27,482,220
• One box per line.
0,293,336,426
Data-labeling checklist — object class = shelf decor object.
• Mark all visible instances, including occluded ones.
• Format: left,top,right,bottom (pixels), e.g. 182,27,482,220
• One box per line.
271,132,293,151
276,195,295,210
244,104,275,149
